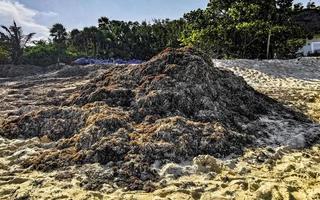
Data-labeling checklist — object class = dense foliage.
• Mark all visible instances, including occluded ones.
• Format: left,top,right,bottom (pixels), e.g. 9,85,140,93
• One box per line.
70,18,185,60
21,18,185,66
181,0,316,59
24,40,78,66
1,1,320,65
0,46,9,64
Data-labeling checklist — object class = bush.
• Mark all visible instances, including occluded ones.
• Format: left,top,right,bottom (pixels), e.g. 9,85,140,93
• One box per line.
0,46,9,64
23,43,80,66
275,38,306,59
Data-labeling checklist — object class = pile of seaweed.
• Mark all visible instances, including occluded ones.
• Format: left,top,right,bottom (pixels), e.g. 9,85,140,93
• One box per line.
0,47,317,190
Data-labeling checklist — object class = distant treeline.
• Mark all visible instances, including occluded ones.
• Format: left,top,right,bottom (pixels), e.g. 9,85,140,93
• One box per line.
1,0,320,66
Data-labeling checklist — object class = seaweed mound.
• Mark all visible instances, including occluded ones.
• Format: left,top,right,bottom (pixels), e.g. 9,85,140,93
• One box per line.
0,64,46,78
0,47,317,190
70,47,296,123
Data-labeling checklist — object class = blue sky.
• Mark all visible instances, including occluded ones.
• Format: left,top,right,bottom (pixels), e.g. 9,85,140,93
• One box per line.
19,0,209,27
0,0,318,40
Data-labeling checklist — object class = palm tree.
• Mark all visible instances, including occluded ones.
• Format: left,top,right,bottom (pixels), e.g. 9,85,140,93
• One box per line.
0,21,35,65
50,23,67,63
98,17,110,29
82,27,101,57
50,23,67,44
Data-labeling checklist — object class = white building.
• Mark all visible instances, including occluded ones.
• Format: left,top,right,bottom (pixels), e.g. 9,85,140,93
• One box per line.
297,39,320,56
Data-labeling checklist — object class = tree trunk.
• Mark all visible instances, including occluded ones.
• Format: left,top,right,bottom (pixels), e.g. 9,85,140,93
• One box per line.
266,29,271,59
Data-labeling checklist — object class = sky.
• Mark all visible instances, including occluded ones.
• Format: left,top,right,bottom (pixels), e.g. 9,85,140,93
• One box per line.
0,0,318,40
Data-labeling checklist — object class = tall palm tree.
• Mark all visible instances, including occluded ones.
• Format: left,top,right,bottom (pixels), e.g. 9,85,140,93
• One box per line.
50,23,67,63
50,23,67,44
0,21,35,65
82,27,101,57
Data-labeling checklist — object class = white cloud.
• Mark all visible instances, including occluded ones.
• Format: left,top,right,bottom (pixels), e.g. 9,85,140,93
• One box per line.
0,0,58,40
38,11,58,17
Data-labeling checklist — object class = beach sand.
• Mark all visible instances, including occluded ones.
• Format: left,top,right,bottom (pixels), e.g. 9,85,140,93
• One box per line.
0,58,320,199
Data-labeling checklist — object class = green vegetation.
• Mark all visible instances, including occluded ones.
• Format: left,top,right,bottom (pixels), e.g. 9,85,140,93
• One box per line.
0,46,9,64
21,18,185,66
23,40,77,67
70,18,185,60
0,21,35,64
1,1,320,66
181,0,313,59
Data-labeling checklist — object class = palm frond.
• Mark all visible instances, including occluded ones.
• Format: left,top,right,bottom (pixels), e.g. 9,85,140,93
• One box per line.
22,32,35,47
0,32,10,41
1,25,13,37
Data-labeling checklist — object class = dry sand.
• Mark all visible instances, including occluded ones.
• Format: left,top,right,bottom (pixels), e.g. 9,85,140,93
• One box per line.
215,58,320,122
0,138,319,199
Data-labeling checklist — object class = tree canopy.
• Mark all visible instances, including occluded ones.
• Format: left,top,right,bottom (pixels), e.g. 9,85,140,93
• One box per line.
181,0,310,59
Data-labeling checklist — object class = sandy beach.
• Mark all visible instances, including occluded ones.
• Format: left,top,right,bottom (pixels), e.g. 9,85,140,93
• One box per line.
0,57,320,200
